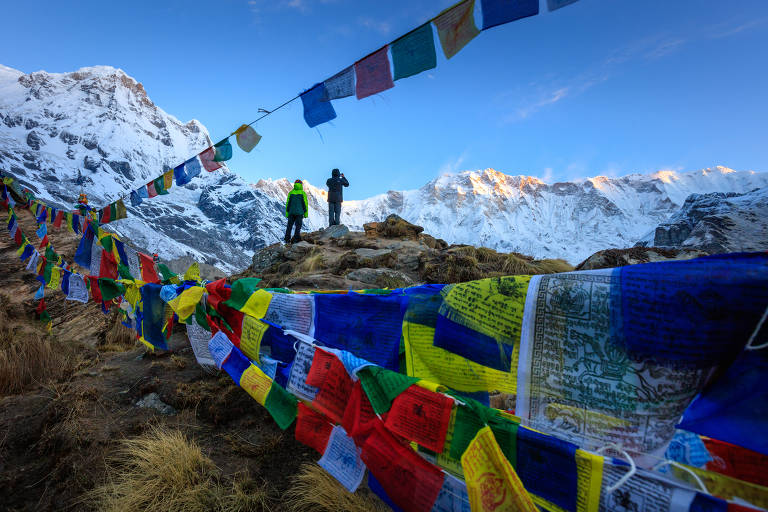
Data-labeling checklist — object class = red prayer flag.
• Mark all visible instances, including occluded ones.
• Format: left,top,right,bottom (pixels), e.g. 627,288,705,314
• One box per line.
384,384,453,453
355,46,395,100
100,205,112,224
146,181,158,198
295,402,333,454
361,422,445,512
138,252,161,283
199,146,223,172
342,381,378,440
703,438,768,487
205,279,243,345
53,210,64,228
38,235,49,250
88,276,102,303
308,349,353,423
100,249,118,279
36,298,46,315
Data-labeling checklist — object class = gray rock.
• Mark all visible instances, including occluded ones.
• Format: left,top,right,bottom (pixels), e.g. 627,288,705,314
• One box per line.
318,224,350,239
136,392,176,415
59,130,80,145
251,244,284,273
83,155,101,172
354,248,392,259
284,241,314,260
346,268,414,288
26,130,45,150
397,252,421,272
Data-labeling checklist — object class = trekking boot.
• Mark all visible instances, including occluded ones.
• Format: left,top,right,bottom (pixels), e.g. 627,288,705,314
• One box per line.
291,235,301,244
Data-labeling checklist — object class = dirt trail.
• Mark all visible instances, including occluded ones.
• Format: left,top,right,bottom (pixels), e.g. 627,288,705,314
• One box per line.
0,205,316,511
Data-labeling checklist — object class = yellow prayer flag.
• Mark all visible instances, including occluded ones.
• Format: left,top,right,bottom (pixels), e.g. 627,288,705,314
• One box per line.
234,124,261,152
240,289,272,320
183,262,200,282
16,242,28,257
461,426,538,512
48,267,61,290
163,170,173,190
167,286,205,323
673,463,768,509
241,315,269,362
239,364,272,405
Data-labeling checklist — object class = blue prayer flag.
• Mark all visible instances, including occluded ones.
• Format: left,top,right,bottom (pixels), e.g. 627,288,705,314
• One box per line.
480,0,539,30
36,222,47,239
173,162,191,186
547,0,579,11
74,223,95,269
20,243,34,262
140,283,168,350
61,270,70,296
34,284,44,300
517,427,578,511
184,157,202,181
130,190,143,207
301,83,337,128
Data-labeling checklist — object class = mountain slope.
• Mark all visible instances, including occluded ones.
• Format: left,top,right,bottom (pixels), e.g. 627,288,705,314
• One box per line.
255,166,768,264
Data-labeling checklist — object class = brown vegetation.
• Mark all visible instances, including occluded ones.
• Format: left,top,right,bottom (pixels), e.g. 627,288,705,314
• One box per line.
285,463,388,512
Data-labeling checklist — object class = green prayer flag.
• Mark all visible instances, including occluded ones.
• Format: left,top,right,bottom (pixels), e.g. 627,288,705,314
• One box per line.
98,278,126,302
264,382,298,430
118,263,134,280
358,366,419,414
157,263,178,284
154,174,169,195
391,23,437,80
100,235,113,253
195,302,211,330
213,138,233,162
223,278,266,316
43,262,53,286
489,414,518,468
40,310,51,327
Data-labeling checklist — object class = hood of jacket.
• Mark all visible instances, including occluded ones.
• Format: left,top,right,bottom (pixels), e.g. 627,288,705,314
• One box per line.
292,182,304,192
331,169,340,178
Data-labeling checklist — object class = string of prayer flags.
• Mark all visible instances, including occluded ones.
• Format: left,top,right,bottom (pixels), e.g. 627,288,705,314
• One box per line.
355,47,395,100
322,66,355,101
98,199,127,224
37,298,52,331
548,0,580,11
199,145,223,172
391,23,437,81
296,402,333,454
318,426,367,493
301,83,337,128
433,0,481,59
480,0,539,31
461,426,538,512
384,384,453,453
234,125,262,153
360,422,445,512
703,438,768,487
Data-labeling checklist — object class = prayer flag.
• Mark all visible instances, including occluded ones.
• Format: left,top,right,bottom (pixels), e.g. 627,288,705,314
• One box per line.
146,180,158,198
183,261,200,282
307,349,353,423
461,426,538,512
184,157,202,181
60,269,70,295
130,189,143,207
480,0,538,30
361,422,445,512
263,381,297,430
100,249,119,279
355,47,395,100
548,0,579,11
98,278,126,302
88,275,102,303
213,138,233,162
433,0,481,59
48,266,61,290
53,210,64,228
114,199,127,221
385,384,453,453
19,243,34,262
239,362,273,404
322,66,355,101
138,252,160,283
38,234,49,249
36,222,47,239
99,204,112,224
35,283,44,300
153,174,169,196
140,283,168,350
223,278,270,319
516,427,577,511
301,83,337,128
167,286,205,323
234,125,261,153
318,426,367,493
199,146,223,172
296,402,333,454
358,366,419,414
391,23,437,81
163,169,173,190
173,162,190,186
75,223,95,269
209,330,234,368
342,381,377,439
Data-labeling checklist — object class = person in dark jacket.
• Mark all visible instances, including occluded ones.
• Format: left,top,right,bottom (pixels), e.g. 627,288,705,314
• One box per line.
284,180,308,243
325,168,349,227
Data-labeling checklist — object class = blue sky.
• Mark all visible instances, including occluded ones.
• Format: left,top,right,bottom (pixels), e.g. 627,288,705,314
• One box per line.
2,0,767,198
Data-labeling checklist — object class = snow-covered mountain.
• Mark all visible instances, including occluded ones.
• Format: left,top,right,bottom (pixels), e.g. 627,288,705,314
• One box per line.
636,187,768,254
256,166,768,263
2,64,767,272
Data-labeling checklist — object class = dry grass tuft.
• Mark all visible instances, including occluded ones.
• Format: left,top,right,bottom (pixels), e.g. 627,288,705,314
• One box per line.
501,253,538,275
98,311,138,352
475,247,500,263
297,250,325,274
535,258,575,274
285,463,389,512
89,427,276,512
0,294,79,395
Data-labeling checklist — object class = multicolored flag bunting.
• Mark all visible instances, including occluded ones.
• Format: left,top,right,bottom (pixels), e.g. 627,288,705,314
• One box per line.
355,46,395,100
433,0,481,59
322,66,356,101
391,23,437,81
480,0,539,30
301,83,338,128
234,125,262,153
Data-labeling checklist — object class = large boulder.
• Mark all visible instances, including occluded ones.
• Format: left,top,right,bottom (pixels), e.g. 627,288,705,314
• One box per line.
318,224,350,239
363,214,424,240
346,268,414,288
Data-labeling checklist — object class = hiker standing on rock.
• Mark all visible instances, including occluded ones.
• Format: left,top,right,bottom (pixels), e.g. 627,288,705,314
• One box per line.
284,179,308,244
326,168,349,227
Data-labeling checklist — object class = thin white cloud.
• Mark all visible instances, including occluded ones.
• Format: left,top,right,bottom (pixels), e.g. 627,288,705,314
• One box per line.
438,151,468,175
358,16,392,35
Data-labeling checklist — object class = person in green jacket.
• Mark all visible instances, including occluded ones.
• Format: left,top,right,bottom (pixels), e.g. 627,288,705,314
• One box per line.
284,179,309,243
